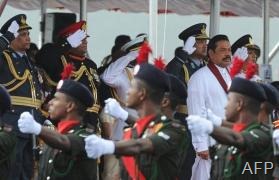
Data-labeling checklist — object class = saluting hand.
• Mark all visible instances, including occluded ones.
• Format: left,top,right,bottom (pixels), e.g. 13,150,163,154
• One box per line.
183,36,196,55
67,29,86,48
8,20,19,38
104,98,128,122
18,112,42,135
85,134,115,159
233,47,248,61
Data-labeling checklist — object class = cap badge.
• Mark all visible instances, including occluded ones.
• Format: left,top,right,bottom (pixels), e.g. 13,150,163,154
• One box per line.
81,23,86,31
249,37,254,45
201,25,206,35
20,16,26,25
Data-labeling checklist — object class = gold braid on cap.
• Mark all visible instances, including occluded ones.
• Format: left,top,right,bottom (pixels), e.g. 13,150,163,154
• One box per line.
81,23,86,31
201,25,206,35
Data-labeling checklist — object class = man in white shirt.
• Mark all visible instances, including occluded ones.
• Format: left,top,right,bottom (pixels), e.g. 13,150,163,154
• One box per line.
187,34,232,180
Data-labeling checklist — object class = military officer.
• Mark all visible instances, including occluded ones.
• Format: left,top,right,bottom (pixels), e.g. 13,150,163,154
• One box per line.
165,23,209,87
0,85,17,178
187,77,274,180
0,14,45,180
85,63,187,180
230,34,261,81
18,79,98,180
36,21,101,132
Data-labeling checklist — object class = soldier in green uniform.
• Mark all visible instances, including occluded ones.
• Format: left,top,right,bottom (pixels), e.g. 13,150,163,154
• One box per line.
161,74,195,180
85,63,187,180
0,85,17,178
187,77,274,180
165,23,209,87
18,79,97,180
36,21,101,132
0,14,45,180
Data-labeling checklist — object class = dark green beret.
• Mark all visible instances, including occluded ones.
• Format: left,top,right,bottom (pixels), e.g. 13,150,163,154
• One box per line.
229,77,267,102
56,80,93,107
260,83,279,107
167,74,187,104
134,63,169,91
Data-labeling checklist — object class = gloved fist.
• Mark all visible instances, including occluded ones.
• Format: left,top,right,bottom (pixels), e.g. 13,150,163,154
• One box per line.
201,108,222,126
8,20,19,38
18,112,42,135
66,29,86,48
183,36,196,55
104,98,128,121
85,134,115,159
233,47,248,61
273,129,279,146
186,115,214,135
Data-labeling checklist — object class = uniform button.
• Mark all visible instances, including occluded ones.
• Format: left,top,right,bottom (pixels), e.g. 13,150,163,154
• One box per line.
48,159,53,164
18,72,20,74
47,176,50,180
214,155,218,160
11,109,15,112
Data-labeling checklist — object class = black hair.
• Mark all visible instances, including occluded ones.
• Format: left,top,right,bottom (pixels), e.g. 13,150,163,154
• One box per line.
207,34,229,54
65,94,87,117
137,79,165,105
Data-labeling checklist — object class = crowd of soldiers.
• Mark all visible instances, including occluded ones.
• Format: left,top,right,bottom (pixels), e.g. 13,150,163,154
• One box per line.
0,13,278,180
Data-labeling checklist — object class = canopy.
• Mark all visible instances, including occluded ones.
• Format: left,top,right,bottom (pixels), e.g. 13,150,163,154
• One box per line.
7,0,279,17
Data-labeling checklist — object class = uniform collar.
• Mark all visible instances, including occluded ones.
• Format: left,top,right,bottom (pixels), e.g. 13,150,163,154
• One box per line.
68,53,86,61
57,120,80,134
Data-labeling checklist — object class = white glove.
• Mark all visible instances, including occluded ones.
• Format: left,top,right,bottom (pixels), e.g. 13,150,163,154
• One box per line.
183,36,196,55
201,108,222,127
18,112,42,135
8,20,19,38
233,47,248,60
104,98,128,121
66,29,86,48
85,134,115,159
273,129,279,146
186,115,214,135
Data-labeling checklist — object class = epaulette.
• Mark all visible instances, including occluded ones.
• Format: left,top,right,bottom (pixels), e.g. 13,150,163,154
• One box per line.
171,119,186,131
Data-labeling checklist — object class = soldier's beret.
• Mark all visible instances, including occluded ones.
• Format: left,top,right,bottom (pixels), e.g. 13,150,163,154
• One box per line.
178,23,209,42
56,79,93,107
231,34,257,55
0,14,32,34
260,83,279,107
229,77,267,102
0,85,11,115
58,21,88,39
167,74,187,104
121,34,148,52
134,63,169,91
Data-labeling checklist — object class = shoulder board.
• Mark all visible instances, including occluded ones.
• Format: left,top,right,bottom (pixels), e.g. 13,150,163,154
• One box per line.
170,120,186,131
